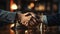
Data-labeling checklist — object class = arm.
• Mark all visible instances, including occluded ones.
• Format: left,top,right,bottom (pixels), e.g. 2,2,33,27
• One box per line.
0,9,16,23
43,14,60,26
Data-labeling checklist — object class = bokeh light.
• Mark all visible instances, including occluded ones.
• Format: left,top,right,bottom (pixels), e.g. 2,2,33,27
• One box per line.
35,4,45,11
10,3,18,10
10,24,15,28
28,2,34,9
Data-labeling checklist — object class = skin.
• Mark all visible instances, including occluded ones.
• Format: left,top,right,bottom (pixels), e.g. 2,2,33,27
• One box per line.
18,12,41,26
18,12,35,26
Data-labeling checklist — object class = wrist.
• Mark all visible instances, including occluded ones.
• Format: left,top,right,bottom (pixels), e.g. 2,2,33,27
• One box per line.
15,12,21,21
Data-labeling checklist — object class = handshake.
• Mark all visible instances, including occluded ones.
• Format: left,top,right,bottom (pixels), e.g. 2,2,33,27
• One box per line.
17,12,42,27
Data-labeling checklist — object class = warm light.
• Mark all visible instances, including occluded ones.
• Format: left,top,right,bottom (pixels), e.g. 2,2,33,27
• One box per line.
25,30,28,34
35,5,45,11
25,30,28,33
10,29,15,34
10,24,15,28
28,3,34,9
11,3,18,10
38,5,45,11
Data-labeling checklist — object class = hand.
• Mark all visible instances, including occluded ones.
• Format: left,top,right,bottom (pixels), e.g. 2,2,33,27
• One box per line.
17,12,32,26
17,12,41,27
28,15,41,27
28,12,42,27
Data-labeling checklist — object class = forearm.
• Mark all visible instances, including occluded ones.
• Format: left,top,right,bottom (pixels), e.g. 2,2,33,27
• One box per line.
0,9,17,23
43,14,60,26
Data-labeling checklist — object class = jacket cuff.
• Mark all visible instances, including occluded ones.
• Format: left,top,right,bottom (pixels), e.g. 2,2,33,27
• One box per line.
7,12,17,23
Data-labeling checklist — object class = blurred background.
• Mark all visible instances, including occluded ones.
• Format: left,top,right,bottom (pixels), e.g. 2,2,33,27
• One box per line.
0,0,60,34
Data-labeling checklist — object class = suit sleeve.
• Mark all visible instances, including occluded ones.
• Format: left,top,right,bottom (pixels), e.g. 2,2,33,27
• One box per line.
45,14,60,26
43,14,60,26
0,9,17,23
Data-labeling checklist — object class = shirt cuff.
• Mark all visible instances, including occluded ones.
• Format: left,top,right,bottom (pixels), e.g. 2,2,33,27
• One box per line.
43,15,48,25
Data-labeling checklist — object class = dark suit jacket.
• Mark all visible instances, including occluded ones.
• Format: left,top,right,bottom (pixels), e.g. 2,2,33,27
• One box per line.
0,9,60,26
47,14,60,26
0,9,16,27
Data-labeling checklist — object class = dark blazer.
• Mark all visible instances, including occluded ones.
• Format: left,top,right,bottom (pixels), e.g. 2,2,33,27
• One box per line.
0,9,60,26
47,14,60,26
0,9,16,27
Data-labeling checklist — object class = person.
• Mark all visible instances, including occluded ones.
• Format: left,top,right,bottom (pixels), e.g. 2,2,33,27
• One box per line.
0,9,60,27
41,13,60,26
0,9,33,27
26,12,60,26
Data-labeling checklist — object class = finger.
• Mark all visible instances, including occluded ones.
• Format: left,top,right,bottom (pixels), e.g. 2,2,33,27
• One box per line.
30,12,35,17
23,12,30,15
